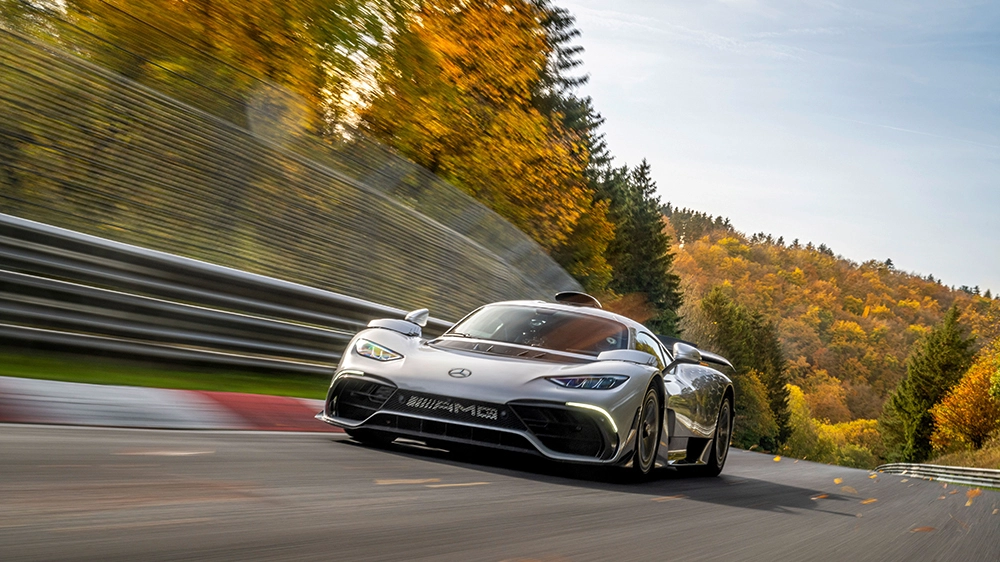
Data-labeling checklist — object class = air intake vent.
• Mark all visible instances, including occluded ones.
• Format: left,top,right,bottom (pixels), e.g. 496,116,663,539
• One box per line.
510,404,607,458
332,378,395,421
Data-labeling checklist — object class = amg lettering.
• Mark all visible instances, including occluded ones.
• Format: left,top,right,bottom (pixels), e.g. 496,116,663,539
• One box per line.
404,395,499,421
476,407,498,421
454,404,477,415
406,397,434,409
432,400,454,412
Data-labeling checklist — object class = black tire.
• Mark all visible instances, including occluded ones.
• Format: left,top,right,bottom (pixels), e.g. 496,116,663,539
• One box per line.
631,385,662,479
694,396,732,477
346,428,396,447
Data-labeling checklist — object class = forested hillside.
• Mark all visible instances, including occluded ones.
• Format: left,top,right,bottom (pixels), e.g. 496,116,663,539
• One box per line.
665,206,1000,465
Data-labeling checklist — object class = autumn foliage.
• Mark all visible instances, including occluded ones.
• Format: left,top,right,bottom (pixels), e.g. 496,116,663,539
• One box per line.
931,338,1000,451
666,208,998,465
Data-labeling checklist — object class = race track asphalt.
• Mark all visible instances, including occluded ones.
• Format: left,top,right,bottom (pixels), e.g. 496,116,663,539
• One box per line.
1,424,997,561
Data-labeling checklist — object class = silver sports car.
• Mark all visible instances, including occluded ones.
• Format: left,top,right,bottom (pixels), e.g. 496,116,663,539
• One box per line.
317,292,735,477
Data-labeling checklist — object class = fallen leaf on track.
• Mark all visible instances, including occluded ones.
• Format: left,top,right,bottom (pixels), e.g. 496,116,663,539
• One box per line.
869,474,878,479
861,498,878,505
652,495,686,502
949,490,958,495
773,456,781,462
841,486,858,494
900,479,908,483
910,527,935,533
811,494,828,500
375,478,441,485
993,509,998,515
834,478,843,485
965,489,982,507
939,496,947,500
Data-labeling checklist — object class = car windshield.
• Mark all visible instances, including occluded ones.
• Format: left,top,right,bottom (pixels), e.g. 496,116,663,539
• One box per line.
447,305,629,356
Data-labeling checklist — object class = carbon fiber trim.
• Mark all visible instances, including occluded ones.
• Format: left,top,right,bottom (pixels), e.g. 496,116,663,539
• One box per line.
385,390,526,431
363,413,536,452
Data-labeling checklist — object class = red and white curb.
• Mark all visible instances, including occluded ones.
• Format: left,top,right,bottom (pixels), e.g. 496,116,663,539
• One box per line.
0,376,341,432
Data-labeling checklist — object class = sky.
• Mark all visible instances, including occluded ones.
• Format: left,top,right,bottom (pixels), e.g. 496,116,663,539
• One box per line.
560,0,1000,294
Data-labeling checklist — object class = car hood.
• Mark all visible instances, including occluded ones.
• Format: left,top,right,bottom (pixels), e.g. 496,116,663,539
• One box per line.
338,328,656,405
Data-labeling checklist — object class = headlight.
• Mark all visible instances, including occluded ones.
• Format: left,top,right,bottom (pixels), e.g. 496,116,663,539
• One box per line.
547,375,628,389
354,339,403,361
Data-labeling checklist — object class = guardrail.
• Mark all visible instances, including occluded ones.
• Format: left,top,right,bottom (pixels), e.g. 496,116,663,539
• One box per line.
876,463,1000,489
0,213,452,375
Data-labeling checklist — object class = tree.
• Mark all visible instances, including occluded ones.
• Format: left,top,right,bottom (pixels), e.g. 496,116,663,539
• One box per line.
880,306,976,462
931,337,1000,451
361,0,605,258
598,161,683,334
697,286,790,448
730,369,779,449
530,0,615,291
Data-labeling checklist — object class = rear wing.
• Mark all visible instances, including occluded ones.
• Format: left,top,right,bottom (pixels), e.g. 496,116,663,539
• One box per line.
656,335,734,371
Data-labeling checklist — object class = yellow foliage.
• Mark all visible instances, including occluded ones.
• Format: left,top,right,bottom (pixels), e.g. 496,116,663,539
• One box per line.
931,337,1000,451
362,0,599,254
717,236,750,258
782,384,881,468
785,267,807,286
870,304,893,317
818,419,884,459
829,320,867,345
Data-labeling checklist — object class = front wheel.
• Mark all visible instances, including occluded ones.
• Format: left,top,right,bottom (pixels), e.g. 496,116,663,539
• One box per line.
694,396,732,477
631,385,662,479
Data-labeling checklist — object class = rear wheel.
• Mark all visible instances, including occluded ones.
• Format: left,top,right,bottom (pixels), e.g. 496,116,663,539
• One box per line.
346,428,396,446
631,385,662,479
694,396,732,477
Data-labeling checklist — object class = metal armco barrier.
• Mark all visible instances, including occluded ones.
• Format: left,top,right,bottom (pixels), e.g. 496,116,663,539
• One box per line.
0,213,452,374
876,463,1000,489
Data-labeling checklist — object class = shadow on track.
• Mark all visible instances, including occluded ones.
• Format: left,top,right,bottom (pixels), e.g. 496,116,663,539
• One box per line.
333,436,857,517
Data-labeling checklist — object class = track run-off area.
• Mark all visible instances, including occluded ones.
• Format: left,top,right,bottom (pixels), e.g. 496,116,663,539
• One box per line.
1,425,998,561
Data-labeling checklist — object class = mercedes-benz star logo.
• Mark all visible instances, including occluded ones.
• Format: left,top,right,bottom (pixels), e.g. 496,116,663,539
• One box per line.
448,368,472,378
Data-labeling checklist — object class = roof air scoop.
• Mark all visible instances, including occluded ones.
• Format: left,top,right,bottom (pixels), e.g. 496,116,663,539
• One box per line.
554,291,602,309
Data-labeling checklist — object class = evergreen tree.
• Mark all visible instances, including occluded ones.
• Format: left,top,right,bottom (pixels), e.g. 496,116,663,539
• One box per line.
699,286,790,449
879,306,975,462
599,161,683,335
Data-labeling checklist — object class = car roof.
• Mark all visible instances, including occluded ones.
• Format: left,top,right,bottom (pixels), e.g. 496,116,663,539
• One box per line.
480,300,649,332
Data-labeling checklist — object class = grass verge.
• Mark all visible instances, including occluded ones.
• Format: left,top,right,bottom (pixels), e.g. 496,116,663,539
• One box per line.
931,439,1000,470
0,352,330,399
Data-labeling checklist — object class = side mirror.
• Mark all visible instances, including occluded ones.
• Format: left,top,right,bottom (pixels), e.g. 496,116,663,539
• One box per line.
404,308,429,327
672,342,702,364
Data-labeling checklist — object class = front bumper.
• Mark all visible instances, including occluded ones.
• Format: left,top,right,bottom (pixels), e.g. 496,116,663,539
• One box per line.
317,373,638,465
